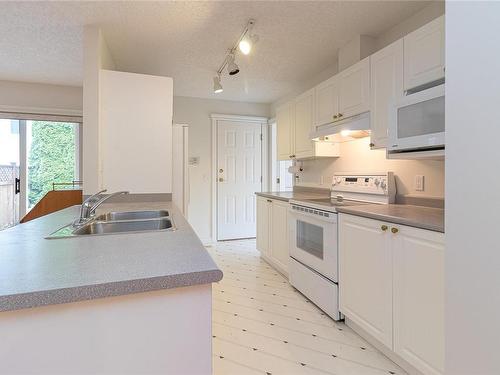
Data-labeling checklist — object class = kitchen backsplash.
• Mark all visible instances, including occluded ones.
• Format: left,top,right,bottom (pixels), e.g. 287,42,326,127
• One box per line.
295,137,445,198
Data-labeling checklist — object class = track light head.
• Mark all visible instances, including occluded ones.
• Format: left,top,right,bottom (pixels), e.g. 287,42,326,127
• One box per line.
227,54,240,75
213,75,223,93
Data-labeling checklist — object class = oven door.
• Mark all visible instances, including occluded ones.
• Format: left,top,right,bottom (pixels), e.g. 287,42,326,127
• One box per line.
389,84,445,152
289,205,338,282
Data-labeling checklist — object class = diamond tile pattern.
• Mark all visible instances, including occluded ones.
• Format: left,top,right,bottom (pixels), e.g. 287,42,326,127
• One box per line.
208,239,407,375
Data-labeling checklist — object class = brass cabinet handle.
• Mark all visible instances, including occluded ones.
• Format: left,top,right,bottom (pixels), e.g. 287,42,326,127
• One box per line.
369,142,375,148
391,227,399,234
267,199,272,203
218,177,224,182
333,115,338,119
338,113,343,117
381,225,388,231
219,168,224,173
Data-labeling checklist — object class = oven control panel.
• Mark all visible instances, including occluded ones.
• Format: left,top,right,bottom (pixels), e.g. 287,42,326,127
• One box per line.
331,172,395,202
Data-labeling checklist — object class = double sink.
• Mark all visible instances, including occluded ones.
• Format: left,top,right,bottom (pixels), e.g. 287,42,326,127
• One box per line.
47,210,175,239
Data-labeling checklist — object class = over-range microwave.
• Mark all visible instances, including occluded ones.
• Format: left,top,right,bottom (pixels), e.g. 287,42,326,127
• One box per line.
388,84,445,154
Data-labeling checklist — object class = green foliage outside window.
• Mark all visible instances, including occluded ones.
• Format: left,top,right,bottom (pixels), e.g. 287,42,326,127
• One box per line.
28,121,76,208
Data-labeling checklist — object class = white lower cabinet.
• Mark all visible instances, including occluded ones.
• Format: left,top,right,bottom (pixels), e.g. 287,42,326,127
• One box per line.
339,213,444,375
256,196,289,275
256,196,271,258
393,225,445,375
339,214,393,348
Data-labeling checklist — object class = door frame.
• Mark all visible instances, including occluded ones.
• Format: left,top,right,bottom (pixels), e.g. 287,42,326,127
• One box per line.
210,113,269,244
0,110,83,220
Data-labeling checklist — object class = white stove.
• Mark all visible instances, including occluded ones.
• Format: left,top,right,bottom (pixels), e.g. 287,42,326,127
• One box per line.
288,172,395,320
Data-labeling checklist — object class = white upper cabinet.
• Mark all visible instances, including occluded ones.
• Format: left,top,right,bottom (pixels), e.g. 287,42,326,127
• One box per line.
404,15,445,91
370,40,404,149
393,225,444,375
338,57,371,119
276,93,340,161
294,89,315,159
314,75,339,127
276,103,294,160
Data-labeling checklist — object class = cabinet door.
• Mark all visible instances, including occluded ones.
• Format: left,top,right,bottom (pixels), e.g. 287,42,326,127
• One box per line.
370,40,403,149
338,57,371,119
276,103,293,160
256,197,271,257
339,214,393,348
404,15,445,91
270,200,289,274
393,225,444,375
314,75,339,127
294,89,315,159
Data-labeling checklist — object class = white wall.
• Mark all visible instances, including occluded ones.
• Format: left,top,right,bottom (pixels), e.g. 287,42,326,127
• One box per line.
101,70,173,193
297,138,444,198
172,96,270,242
0,80,82,115
82,26,116,194
446,2,500,374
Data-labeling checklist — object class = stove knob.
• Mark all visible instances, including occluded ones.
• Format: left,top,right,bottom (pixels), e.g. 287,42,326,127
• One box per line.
374,178,380,186
381,180,387,189
335,177,342,184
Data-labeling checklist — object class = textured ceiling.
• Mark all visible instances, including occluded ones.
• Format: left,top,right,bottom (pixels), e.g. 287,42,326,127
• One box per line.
0,1,432,103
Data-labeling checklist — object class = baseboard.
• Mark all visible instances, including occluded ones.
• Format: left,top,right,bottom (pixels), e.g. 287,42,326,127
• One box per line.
260,253,289,279
345,318,424,375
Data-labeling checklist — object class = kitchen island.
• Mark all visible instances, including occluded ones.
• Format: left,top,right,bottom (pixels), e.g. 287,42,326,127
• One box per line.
0,201,222,374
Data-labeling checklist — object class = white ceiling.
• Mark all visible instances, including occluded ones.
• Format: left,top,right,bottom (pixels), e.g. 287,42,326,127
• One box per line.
0,1,432,103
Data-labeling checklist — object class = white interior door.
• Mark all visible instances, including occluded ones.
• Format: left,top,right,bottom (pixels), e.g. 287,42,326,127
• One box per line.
217,120,262,240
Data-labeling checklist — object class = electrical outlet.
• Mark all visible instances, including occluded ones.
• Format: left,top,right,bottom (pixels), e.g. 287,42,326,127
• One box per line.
415,175,425,191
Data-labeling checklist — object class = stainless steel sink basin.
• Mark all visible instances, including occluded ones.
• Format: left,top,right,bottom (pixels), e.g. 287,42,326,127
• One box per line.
72,218,174,235
95,210,169,221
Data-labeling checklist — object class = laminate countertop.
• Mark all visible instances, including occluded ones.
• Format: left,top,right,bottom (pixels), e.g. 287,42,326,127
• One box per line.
336,204,445,233
0,202,223,312
255,191,329,202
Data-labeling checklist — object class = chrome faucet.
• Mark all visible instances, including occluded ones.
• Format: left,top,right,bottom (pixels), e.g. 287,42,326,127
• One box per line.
75,190,129,226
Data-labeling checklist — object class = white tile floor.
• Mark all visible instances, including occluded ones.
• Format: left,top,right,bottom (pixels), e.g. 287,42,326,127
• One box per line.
207,239,406,375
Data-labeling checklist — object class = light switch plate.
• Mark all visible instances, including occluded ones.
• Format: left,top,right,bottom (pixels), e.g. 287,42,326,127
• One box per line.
415,175,425,191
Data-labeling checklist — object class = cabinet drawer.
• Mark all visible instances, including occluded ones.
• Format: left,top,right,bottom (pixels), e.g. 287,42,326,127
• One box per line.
289,257,340,320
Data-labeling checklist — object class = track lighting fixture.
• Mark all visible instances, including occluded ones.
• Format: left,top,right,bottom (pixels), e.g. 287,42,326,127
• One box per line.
213,74,223,94
213,18,259,94
227,54,240,76
239,20,259,55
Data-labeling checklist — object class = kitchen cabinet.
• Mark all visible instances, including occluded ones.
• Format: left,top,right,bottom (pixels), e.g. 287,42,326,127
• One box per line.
404,15,445,91
269,200,290,273
338,57,371,119
339,213,444,375
276,94,340,161
393,225,444,375
294,89,315,159
315,75,339,127
313,57,370,128
256,196,271,258
370,40,404,149
276,103,294,160
338,214,393,348
256,196,289,275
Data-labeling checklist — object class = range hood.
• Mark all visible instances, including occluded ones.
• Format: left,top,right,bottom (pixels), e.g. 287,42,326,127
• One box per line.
310,112,370,143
